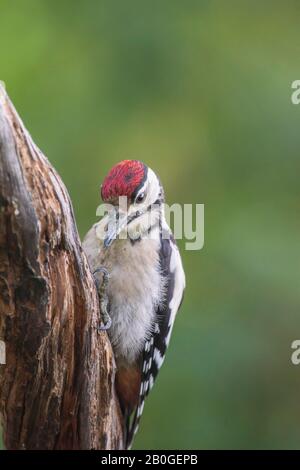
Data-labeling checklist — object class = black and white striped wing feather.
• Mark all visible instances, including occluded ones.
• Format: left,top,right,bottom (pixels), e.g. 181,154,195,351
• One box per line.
126,235,185,448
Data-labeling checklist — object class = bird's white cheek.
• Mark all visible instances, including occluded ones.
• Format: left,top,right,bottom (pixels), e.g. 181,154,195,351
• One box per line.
127,210,159,239
127,220,143,239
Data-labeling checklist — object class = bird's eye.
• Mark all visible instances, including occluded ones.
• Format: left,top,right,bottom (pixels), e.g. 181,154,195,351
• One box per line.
136,192,146,204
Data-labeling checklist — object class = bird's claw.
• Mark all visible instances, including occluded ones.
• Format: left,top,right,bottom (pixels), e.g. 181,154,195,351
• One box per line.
97,316,112,332
93,267,110,289
93,267,112,332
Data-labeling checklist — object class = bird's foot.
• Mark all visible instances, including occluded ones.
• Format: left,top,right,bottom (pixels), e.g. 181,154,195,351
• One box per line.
97,313,112,332
93,267,112,332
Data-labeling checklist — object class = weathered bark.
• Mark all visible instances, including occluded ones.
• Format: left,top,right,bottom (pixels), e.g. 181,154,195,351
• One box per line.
0,85,124,449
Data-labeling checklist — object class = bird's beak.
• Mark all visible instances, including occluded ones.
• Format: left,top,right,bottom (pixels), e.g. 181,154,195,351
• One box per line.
104,205,145,248
104,207,129,248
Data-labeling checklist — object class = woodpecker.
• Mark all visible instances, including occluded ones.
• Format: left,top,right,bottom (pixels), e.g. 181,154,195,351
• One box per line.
83,160,185,448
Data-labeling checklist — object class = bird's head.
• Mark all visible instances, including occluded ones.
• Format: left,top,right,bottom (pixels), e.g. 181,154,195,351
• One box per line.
101,160,164,247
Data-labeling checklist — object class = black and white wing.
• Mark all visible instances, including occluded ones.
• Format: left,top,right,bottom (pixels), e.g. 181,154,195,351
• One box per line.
126,233,185,448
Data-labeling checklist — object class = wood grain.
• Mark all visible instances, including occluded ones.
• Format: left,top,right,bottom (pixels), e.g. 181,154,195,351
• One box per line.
0,85,124,449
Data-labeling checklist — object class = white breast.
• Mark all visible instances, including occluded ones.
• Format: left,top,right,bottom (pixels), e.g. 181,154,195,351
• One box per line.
83,222,163,364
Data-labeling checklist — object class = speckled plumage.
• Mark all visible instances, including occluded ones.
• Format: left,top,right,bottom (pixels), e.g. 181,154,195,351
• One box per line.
83,160,185,448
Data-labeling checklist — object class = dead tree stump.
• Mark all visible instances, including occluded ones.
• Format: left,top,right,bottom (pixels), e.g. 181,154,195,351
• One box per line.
0,85,124,450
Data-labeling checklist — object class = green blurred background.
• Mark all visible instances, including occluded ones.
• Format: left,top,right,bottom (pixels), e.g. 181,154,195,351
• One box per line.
1,0,300,450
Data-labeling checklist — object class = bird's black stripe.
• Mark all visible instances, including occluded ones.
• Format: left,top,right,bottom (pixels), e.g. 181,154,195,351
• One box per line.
131,164,148,202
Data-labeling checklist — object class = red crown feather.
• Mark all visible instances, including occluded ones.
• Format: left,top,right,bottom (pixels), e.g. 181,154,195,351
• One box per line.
101,160,146,202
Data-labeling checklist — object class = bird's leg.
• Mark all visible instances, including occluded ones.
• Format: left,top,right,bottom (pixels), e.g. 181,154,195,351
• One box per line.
93,267,112,332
